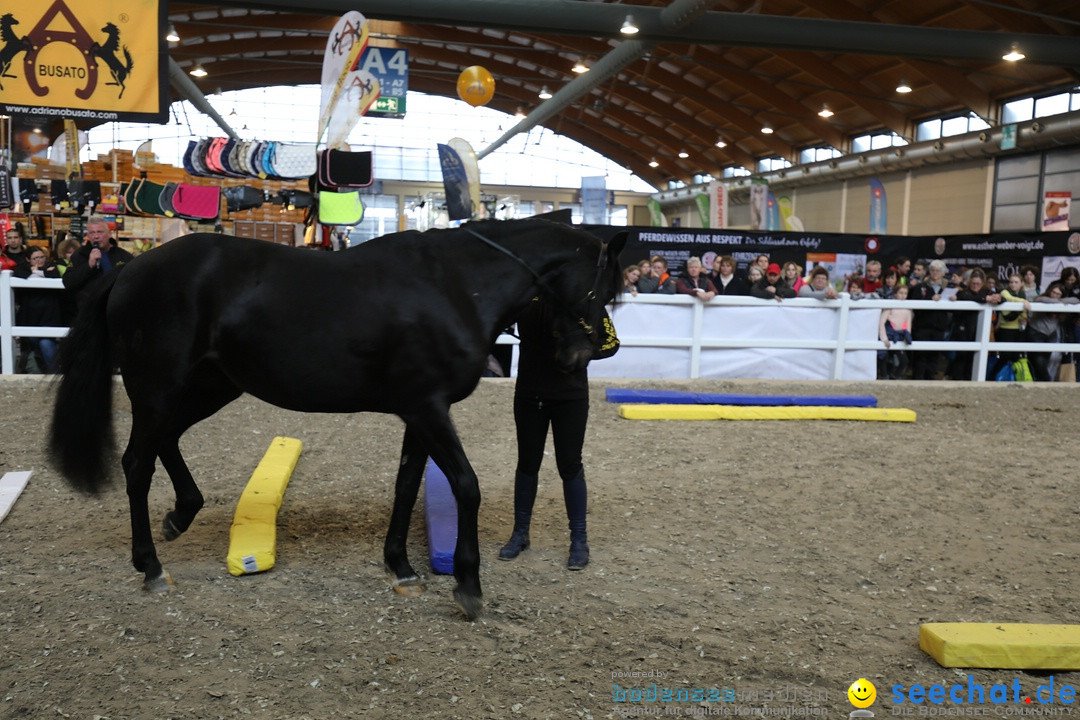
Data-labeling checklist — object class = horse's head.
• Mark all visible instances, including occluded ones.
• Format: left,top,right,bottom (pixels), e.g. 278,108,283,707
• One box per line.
102,22,118,35
1,13,16,28
543,228,627,373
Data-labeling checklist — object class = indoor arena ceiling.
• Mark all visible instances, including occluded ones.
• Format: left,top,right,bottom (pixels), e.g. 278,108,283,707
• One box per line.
165,0,1080,188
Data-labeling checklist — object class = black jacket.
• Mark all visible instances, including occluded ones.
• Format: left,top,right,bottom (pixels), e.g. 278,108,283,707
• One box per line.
515,299,589,401
710,273,750,296
909,280,951,332
750,277,795,300
12,264,63,327
62,242,135,305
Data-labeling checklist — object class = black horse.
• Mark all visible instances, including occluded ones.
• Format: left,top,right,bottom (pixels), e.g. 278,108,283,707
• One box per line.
90,23,133,99
49,219,625,619
0,13,33,89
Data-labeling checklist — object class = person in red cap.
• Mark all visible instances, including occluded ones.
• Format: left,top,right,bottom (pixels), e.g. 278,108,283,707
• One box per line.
751,262,796,300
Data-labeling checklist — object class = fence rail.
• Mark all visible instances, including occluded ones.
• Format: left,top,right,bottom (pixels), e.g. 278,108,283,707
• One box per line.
4,269,1080,379
594,293,1080,381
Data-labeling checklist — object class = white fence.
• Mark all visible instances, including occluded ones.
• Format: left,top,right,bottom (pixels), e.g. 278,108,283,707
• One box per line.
1,271,67,375
4,269,1080,379
591,294,1080,381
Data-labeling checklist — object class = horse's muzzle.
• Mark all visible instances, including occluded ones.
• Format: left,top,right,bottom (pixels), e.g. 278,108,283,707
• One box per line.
556,342,594,373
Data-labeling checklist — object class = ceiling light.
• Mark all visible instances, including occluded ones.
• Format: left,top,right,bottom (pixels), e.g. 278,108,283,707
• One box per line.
818,105,834,119
1002,44,1025,62
620,15,639,35
572,58,589,74
189,63,207,78
715,138,727,148
895,81,912,94
514,106,526,119
166,23,180,43
648,158,659,168
761,125,774,134
678,149,689,159
538,85,552,100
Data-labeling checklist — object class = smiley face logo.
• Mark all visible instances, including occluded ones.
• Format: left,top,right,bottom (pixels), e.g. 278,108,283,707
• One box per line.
848,678,877,708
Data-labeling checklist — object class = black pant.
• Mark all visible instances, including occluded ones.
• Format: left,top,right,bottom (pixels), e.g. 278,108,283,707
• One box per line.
514,394,589,479
911,328,946,380
511,394,589,539
1026,328,1057,382
996,327,1024,362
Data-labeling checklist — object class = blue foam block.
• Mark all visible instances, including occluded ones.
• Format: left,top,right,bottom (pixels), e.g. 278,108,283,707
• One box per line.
423,458,457,574
605,388,878,407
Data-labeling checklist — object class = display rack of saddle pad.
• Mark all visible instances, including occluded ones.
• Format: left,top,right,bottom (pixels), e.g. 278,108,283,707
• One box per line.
121,175,222,223
309,146,374,230
181,137,316,227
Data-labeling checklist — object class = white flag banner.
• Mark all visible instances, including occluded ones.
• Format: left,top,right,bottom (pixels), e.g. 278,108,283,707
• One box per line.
319,12,381,148
448,137,481,217
707,180,727,229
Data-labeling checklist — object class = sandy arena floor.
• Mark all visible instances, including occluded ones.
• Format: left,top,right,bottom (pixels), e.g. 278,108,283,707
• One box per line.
1,376,1078,720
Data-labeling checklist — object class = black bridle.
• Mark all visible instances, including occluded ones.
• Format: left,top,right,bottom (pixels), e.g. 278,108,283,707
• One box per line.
464,226,609,338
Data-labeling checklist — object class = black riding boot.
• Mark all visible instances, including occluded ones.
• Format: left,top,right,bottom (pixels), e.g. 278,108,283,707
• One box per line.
564,467,589,570
498,471,536,560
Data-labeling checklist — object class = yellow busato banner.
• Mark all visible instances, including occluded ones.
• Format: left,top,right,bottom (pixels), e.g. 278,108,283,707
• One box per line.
0,0,167,123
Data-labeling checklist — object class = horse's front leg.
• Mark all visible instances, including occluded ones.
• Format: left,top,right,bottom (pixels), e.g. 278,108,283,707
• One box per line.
158,439,204,542
156,373,242,541
402,408,483,620
384,424,427,596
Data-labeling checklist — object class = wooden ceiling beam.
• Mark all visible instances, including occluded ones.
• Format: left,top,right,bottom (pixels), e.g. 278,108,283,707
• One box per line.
777,51,910,139
681,46,849,150
794,0,996,123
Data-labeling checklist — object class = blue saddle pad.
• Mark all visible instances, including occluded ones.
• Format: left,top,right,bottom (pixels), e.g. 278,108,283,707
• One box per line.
605,388,878,407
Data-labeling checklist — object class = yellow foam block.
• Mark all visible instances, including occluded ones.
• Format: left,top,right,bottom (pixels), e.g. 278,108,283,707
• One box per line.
226,436,303,576
920,623,1080,669
617,404,916,422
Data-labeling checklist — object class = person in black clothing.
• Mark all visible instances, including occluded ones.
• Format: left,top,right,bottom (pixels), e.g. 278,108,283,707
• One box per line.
62,217,134,308
945,268,1000,380
13,246,63,372
2,225,30,273
709,254,750,296
498,298,616,570
1061,266,1080,349
908,259,950,379
750,263,796,301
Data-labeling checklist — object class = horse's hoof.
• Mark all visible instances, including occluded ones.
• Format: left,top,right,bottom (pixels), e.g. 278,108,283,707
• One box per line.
143,571,175,593
392,576,426,597
453,587,483,620
162,513,182,541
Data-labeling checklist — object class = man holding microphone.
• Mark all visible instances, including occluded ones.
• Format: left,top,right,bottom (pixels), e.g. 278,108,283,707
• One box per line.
63,217,134,308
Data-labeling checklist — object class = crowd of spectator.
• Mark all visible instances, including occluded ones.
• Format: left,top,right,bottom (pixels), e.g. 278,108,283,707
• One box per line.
623,253,1080,381
5,225,1080,382
2,219,131,373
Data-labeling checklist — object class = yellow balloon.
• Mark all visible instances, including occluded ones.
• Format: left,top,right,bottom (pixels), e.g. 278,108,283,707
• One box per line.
457,65,495,107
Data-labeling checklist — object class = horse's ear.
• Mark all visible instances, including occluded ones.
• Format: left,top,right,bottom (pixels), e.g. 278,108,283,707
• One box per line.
606,231,628,263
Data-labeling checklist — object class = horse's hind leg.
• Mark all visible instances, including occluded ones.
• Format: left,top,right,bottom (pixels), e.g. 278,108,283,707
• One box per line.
401,407,483,620
125,366,241,592
158,365,242,541
123,404,174,592
384,424,427,596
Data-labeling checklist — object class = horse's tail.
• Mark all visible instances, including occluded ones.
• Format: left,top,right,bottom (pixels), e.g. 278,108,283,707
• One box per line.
48,271,120,494
122,46,133,75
